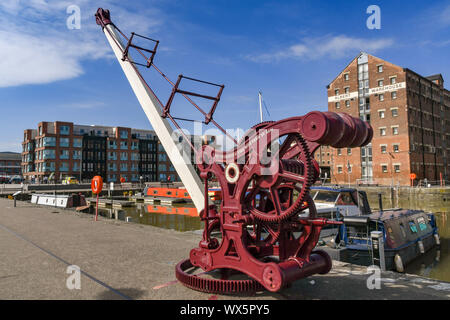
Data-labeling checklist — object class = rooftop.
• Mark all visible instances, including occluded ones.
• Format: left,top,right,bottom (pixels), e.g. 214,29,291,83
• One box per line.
0,152,21,161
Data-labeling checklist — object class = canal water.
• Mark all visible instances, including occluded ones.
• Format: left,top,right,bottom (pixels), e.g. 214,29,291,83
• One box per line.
97,202,450,283
98,203,202,232
404,211,449,282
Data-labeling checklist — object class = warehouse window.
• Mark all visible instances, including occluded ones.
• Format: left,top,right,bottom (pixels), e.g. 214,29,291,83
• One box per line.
391,91,397,100
391,108,399,117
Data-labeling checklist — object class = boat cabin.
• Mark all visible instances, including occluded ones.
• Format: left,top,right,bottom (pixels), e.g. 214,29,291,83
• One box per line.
309,187,371,219
333,209,439,271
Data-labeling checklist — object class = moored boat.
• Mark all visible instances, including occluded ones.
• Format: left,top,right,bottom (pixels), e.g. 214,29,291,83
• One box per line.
326,209,440,271
143,186,222,202
300,186,372,238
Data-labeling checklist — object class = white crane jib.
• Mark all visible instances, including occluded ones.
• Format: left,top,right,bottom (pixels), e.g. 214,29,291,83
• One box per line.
96,11,205,212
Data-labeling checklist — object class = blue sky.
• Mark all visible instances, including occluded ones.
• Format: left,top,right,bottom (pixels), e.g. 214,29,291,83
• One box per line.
0,0,449,152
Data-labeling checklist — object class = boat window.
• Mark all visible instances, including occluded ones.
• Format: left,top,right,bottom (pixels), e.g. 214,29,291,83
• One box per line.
409,221,418,233
345,226,369,244
314,191,339,203
336,193,355,206
399,223,407,238
387,227,395,242
166,191,172,195
153,190,158,194
417,217,428,231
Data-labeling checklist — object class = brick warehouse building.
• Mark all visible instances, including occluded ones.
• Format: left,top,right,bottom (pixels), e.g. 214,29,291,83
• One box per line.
21,122,217,184
320,52,450,186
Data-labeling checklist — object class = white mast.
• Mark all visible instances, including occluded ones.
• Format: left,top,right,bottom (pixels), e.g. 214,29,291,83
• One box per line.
101,23,205,212
258,91,263,123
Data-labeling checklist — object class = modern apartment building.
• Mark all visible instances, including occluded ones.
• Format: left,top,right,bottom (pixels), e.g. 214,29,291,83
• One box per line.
21,122,217,184
323,52,450,186
0,152,22,177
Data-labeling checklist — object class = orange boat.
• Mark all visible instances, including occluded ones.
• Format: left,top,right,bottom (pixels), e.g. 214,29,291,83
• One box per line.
144,186,222,201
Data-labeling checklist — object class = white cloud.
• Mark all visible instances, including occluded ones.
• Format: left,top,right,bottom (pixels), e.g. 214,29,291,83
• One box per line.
0,30,86,87
0,0,163,88
246,35,394,63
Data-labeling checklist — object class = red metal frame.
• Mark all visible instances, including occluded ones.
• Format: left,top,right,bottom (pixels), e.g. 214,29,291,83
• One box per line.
163,75,224,125
122,32,159,68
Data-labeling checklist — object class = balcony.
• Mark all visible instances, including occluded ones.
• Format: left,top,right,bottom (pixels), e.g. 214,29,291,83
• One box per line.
43,137,56,147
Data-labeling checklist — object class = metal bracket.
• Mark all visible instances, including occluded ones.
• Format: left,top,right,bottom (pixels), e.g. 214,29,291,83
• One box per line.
122,32,159,68
163,75,224,124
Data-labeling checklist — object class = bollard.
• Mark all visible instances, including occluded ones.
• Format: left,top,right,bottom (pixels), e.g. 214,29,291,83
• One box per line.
371,231,386,271
12,191,22,208
378,193,383,212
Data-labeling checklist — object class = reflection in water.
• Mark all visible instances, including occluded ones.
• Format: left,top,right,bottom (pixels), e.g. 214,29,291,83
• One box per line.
102,203,203,232
405,212,449,282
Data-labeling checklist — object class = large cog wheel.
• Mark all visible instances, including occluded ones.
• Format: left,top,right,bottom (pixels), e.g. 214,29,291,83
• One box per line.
244,133,314,223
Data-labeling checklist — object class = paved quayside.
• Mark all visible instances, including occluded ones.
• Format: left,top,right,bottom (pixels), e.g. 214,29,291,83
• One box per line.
0,197,449,300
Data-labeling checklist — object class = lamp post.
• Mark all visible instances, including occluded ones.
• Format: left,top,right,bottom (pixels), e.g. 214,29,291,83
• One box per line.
79,149,82,183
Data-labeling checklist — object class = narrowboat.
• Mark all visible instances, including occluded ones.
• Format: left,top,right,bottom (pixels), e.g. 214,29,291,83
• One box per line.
329,209,440,272
143,186,222,202
300,186,372,238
